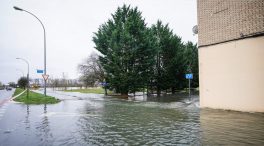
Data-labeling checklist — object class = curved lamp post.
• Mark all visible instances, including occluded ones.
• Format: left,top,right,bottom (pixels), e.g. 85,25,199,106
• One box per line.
16,57,29,99
14,6,47,96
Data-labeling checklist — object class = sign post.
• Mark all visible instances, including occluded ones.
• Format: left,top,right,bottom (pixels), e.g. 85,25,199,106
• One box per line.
42,74,49,81
185,73,193,98
100,82,108,96
42,74,49,93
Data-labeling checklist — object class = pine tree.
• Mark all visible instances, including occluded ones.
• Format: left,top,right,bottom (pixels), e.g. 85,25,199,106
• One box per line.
151,21,186,95
93,5,156,95
150,21,170,96
184,42,199,88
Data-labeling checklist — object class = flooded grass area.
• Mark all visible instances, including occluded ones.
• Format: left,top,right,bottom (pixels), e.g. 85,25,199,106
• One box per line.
0,89,263,145
64,87,107,94
64,87,114,95
13,88,60,104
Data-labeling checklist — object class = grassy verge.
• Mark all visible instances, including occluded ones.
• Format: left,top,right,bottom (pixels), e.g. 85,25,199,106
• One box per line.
12,88,25,97
13,88,60,104
65,88,113,94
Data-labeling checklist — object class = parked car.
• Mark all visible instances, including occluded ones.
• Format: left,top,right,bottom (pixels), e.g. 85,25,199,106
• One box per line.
6,86,12,91
0,86,4,90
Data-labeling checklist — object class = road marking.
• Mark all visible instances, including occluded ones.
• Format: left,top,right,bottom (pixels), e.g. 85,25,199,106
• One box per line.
0,106,7,112
0,91,13,121
0,112,3,121
0,103,9,121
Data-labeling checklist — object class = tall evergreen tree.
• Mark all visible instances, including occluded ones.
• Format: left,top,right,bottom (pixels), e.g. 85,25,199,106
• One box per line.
165,34,186,93
151,21,172,96
93,5,156,95
151,21,186,95
184,42,199,88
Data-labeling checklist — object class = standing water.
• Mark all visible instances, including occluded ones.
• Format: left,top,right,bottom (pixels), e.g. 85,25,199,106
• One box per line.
0,90,263,145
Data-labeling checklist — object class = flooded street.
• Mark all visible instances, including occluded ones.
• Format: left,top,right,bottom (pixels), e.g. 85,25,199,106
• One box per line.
0,90,263,146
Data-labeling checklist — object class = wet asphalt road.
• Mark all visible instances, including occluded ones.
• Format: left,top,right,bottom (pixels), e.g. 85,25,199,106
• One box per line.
0,89,14,104
0,89,14,122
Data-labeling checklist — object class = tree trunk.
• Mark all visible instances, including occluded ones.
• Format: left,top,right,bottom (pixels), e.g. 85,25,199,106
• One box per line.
104,86,107,96
146,84,149,96
121,93,128,97
157,87,161,97
151,83,154,94
172,87,176,94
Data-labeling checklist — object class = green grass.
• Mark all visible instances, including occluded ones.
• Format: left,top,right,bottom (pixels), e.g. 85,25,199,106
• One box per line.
65,88,112,94
13,88,60,104
12,88,25,97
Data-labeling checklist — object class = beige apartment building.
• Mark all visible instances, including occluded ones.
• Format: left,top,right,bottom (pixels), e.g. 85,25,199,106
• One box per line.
197,0,264,112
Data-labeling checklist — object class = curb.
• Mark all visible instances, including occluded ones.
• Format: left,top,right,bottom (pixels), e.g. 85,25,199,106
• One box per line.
10,90,27,101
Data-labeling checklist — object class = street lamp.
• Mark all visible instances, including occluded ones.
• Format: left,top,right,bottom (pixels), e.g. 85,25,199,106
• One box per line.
14,6,47,96
16,57,29,99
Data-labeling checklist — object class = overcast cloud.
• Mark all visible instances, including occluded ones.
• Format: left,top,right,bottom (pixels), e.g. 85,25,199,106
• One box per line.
0,0,197,84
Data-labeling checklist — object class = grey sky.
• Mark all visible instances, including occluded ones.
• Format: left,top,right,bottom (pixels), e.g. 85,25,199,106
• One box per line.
0,0,197,84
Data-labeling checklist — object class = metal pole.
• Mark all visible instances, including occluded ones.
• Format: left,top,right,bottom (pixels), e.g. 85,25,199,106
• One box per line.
13,6,47,96
189,78,191,98
27,61,29,99
44,27,47,96
104,85,107,96
27,73,29,99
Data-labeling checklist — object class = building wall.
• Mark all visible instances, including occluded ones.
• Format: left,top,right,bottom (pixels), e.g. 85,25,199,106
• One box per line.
199,36,264,112
198,0,264,46
198,0,264,112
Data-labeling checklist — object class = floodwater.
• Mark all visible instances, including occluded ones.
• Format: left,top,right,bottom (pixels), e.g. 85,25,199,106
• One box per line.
0,90,263,146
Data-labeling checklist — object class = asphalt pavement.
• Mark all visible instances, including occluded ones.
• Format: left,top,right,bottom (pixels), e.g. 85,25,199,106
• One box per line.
0,89,14,122
0,89,14,106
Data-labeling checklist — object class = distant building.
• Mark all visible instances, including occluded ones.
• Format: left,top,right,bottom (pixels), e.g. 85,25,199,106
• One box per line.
197,0,264,112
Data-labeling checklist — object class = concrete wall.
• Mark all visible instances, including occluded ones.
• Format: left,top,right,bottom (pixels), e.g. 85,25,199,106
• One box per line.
199,36,264,112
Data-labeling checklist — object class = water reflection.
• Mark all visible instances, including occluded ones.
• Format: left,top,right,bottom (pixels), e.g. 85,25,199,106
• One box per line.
25,105,30,130
200,109,264,145
35,104,54,145
1,91,264,145
76,98,201,145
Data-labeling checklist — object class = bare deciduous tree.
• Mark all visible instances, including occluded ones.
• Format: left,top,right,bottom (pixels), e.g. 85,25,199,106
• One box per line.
78,52,104,88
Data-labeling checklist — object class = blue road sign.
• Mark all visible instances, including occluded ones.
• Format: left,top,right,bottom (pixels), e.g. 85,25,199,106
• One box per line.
37,69,44,74
185,73,193,79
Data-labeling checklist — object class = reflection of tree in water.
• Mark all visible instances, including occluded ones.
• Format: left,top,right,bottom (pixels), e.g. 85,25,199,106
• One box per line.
35,104,54,145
